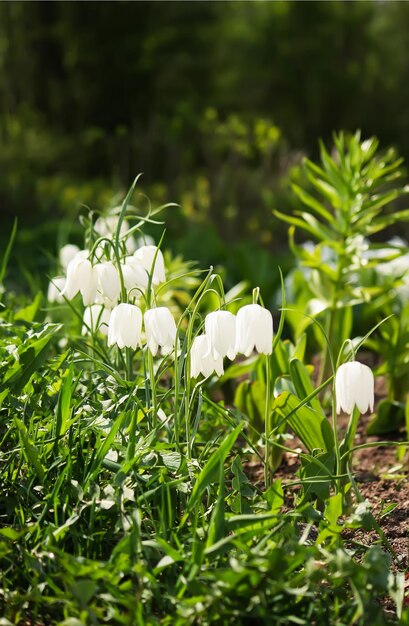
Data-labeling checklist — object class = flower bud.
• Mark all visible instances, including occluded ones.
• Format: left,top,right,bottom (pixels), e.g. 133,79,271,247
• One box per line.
204,311,236,360
335,361,374,415
236,303,273,356
107,303,142,350
190,334,224,378
144,307,177,356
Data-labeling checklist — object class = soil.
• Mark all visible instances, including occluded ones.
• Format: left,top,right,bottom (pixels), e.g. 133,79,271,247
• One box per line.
244,407,409,612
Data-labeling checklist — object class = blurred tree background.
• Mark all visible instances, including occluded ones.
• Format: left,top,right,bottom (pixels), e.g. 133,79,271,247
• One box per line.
2,1,409,295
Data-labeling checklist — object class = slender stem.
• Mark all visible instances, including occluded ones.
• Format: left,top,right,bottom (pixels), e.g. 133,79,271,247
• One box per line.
182,273,221,459
126,347,133,382
173,337,180,451
184,333,193,460
318,249,346,386
148,350,158,429
264,355,272,489
331,380,342,493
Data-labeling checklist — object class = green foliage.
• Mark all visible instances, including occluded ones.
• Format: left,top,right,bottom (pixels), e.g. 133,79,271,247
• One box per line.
0,160,407,625
278,133,409,432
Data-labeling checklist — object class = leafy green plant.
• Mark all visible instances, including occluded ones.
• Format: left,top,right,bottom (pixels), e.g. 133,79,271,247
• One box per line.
276,131,409,383
0,178,407,626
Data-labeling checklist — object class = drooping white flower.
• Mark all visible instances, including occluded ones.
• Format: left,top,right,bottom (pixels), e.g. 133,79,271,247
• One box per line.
190,334,224,378
204,310,236,360
107,303,142,350
82,304,111,336
335,361,374,415
144,307,177,356
94,215,126,238
125,236,137,254
135,235,155,249
59,244,81,271
134,245,166,285
47,276,66,303
235,304,273,357
62,255,98,305
95,261,121,304
122,256,149,291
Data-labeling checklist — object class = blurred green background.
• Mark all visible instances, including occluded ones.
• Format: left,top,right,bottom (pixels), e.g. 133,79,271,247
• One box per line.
2,1,409,295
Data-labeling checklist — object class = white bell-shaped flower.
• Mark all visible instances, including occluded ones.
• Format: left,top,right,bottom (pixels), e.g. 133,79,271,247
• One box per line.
107,303,142,349
82,304,111,336
236,303,273,356
94,213,137,253
134,245,166,285
94,215,127,238
335,361,374,415
125,236,137,254
204,310,236,360
144,307,177,356
59,244,80,271
122,256,149,291
62,255,98,305
95,261,121,304
47,276,66,303
135,235,155,249
190,334,224,378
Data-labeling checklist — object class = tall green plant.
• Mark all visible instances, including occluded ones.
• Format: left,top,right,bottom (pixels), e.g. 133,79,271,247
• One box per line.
276,131,409,381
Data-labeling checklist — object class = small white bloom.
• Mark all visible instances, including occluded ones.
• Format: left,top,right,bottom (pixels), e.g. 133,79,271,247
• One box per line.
135,235,155,249
235,303,273,356
82,304,111,336
190,334,224,378
134,245,166,285
95,261,121,304
107,303,142,350
62,255,98,305
335,361,374,415
47,276,66,303
59,244,80,271
122,256,149,291
205,310,236,360
125,236,137,254
95,212,137,253
144,307,177,356
94,215,127,238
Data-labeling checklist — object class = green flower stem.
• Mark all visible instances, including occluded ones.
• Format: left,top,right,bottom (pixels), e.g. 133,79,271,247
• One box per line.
264,355,272,488
331,381,342,493
318,249,347,387
182,274,221,460
147,349,158,429
126,347,133,382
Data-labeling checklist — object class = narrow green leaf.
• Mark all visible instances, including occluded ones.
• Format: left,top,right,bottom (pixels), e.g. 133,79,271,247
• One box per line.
274,210,328,241
14,417,45,483
182,423,243,523
289,359,324,417
292,183,334,223
206,457,225,548
55,363,74,439
273,391,334,453
0,218,17,287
